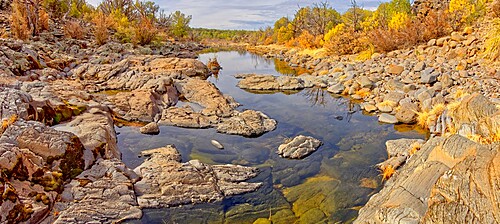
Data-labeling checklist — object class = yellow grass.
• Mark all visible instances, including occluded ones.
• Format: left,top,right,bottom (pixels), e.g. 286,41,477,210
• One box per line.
381,165,395,181
408,142,421,156
355,88,371,98
416,110,430,128
453,89,470,99
378,100,397,108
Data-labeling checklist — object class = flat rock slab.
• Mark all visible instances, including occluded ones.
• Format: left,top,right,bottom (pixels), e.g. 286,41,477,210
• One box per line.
378,113,398,124
216,110,277,137
278,135,322,159
133,145,262,208
54,159,142,224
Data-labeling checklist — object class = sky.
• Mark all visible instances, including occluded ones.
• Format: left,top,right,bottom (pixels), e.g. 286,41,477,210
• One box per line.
87,0,389,30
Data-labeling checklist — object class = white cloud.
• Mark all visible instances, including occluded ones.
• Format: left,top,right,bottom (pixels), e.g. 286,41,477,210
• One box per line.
86,0,389,30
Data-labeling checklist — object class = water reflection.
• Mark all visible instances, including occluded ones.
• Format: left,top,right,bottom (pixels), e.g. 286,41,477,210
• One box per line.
120,51,425,224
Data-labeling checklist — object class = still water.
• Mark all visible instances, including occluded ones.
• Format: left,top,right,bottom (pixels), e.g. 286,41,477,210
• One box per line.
121,51,425,223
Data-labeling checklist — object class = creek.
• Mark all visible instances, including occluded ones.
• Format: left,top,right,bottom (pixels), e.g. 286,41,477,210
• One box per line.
121,51,425,223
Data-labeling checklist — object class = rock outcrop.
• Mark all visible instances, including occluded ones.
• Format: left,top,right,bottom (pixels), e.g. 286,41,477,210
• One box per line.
277,135,322,159
133,145,262,208
53,159,142,224
356,94,500,224
0,120,85,224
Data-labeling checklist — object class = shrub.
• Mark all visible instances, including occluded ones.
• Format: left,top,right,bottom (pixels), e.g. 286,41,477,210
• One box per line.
493,0,500,18
324,27,363,55
484,18,500,60
369,19,421,52
297,30,316,49
421,11,452,41
39,8,50,32
449,0,487,29
110,9,133,42
11,0,30,40
133,16,156,45
64,21,85,39
93,12,112,45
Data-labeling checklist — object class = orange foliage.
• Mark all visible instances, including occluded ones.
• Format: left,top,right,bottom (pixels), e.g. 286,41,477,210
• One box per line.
381,165,395,181
493,0,500,18
39,8,50,32
324,30,362,55
11,0,30,40
64,21,85,39
133,16,157,45
93,12,112,45
297,30,317,49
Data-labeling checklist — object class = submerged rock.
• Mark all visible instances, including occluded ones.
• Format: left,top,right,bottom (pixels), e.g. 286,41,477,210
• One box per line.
133,145,262,208
211,139,224,149
277,135,322,159
216,110,277,137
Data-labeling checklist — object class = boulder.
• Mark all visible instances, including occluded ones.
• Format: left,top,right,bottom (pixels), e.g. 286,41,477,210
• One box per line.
140,122,160,135
217,110,277,137
277,135,322,159
107,90,162,122
176,79,236,117
420,68,439,84
133,145,262,208
396,102,419,124
54,107,120,169
160,106,217,128
0,87,34,121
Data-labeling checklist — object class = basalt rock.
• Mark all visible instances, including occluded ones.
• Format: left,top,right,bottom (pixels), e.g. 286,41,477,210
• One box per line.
216,110,277,137
133,145,262,208
277,135,322,159
0,120,85,224
53,159,142,224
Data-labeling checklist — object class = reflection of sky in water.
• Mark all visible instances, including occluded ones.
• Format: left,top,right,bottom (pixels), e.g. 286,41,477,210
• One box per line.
120,51,425,223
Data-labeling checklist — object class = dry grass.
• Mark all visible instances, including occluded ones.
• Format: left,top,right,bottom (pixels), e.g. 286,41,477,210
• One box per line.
484,18,500,60
378,100,398,108
409,142,422,156
133,16,157,45
11,0,30,40
355,88,371,98
416,103,446,129
64,21,85,39
453,89,470,99
39,8,50,32
493,0,500,17
93,12,112,45
0,28,8,38
381,165,395,181
1,114,18,134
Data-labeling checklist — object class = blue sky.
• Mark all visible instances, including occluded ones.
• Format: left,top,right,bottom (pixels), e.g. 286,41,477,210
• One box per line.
87,0,388,30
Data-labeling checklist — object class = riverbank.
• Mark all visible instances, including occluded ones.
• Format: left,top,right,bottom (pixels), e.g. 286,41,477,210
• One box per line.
245,25,500,223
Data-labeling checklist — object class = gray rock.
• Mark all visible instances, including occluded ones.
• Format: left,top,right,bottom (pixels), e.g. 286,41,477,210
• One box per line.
133,145,262,208
211,139,224,149
396,102,419,124
327,83,345,94
378,113,398,124
140,122,160,135
420,68,439,84
54,159,142,224
277,135,322,159
216,110,276,137
358,76,373,89
414,61,426,72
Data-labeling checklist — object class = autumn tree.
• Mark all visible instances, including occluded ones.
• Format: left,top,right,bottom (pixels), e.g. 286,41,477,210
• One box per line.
170,10,191,39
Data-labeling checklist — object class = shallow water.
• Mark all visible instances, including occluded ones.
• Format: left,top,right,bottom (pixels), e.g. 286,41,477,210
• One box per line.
120,51,425,224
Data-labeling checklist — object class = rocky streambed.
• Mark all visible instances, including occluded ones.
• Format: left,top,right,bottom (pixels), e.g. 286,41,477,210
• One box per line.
1,28,498,224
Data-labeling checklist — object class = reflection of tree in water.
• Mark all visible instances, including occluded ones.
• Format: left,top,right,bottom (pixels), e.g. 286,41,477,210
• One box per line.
250,53,272,69
302,87,327,107
274,59,296,75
